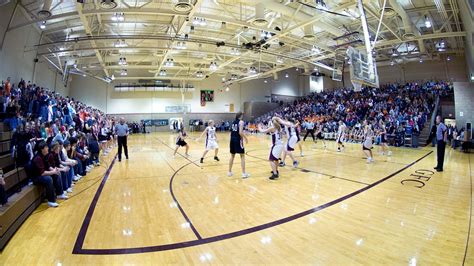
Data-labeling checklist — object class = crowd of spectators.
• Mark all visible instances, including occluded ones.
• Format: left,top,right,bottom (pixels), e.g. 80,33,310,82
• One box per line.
0,78,116,208
254,81,453,147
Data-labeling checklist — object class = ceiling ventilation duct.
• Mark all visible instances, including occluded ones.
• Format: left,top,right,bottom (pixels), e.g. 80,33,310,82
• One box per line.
252,3,268,27
37,0,52,19
174,0,195,13
302,25,316,40
100,0,117,9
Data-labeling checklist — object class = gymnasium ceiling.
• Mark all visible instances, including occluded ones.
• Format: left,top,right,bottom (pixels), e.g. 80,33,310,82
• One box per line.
14,0,467,84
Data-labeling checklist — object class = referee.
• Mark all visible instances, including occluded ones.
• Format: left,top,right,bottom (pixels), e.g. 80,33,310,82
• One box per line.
303,119,316,142
434,115,447,172
115,117,129,162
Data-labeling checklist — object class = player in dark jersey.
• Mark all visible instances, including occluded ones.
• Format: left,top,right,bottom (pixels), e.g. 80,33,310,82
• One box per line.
173,128,189,157
228,112,250,179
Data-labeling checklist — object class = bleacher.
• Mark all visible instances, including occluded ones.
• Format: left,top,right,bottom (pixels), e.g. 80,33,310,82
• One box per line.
0,122,41,250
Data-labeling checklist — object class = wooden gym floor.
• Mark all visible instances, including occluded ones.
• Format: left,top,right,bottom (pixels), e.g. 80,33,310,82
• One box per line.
0,132,472,265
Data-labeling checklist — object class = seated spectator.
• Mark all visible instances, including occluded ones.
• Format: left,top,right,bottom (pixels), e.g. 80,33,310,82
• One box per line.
30,141,66,208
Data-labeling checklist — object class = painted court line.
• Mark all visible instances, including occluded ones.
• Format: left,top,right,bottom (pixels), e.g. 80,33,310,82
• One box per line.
72,143,433,255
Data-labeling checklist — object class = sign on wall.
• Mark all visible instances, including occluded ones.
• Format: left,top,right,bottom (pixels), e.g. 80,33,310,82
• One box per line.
165,105,191,113
142,119,169,126
200,90,214,106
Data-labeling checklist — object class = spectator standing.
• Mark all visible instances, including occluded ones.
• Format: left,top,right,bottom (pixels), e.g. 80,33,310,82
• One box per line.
114,117,129,162
434,115,447,172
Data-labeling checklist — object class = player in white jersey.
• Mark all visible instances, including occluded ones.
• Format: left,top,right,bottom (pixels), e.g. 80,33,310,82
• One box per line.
336,121,346,152
279,118,299,168
258,117,284,180
197,120,220,164
362,120,375,163
315,121,327,149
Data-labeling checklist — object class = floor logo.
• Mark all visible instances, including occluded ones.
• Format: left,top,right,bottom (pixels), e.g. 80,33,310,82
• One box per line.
400,169,435,188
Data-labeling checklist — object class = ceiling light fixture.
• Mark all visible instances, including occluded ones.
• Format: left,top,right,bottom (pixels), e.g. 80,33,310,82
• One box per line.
210,62,218,71
276,57,283,64
159,70,167,76
447,56,451,61
230,48,241,55
176,41,187,50
114,39,128,48
249,66,257,74
196,71,204,78
192,17,206,26
424,16,432,28
264,79,268,83
40,21,46,29
111,12,125,22
165,58,174,67
231,74,238,80
419,58,423,63
311,45,320,54
285,72,289,78
390,60,395,66
120,69,127,76
118,57,127,66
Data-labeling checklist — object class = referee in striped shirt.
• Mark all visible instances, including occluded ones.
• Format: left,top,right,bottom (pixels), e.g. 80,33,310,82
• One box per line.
114,117,129,162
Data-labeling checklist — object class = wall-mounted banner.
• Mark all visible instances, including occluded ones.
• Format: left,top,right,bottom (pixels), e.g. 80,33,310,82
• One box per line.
200,90,214,106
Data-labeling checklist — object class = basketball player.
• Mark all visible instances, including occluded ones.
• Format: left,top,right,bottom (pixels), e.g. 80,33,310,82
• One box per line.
336,121,346,152
228,112,250,178
295,119,304,157
378,120,392,156
258,117,284,180
279,117,299,168
173,128,189,157
363,120,375,163
315,121,327,149
198,120,220,163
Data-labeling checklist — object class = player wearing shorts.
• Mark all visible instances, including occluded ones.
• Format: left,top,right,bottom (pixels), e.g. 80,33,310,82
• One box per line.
295,119,304,156
173,128,189,157
258,117,284,180
315,121,327,149
198,120,220,163
279,118,299,168
228,112,250,178
362,120,374,163
336,121,346,152
378,121,392,156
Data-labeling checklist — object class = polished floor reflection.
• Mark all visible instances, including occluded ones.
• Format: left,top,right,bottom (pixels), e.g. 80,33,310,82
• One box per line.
0,132,472,265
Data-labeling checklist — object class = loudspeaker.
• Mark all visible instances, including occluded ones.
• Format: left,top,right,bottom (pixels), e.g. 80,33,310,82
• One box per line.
33,58,39,63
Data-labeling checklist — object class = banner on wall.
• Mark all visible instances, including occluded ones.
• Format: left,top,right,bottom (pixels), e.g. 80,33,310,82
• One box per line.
200,90,214,106
142,119,169,126
165,105,191,113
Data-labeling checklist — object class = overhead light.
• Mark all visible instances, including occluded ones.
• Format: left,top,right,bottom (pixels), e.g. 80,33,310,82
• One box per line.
285,72,289,78
118,57,127,65
73,62,78,68
225,87,230,92
249,66,257,74
222,77,226,82
315,0,328,10
110,74,115,80
264,79,268,83
390,60,395,66
231,74,238,80
391,49,398,57
114,39,127,48
196,71,204,78
40,21,46,29
230,48,241,55
311,45,320,54
176,41,187,50
159,70,167,76
419,58,423,63
120,69,127,76
471,74,474,81
296,67,299,71
276,57,283,64
165,58,174,67
209,61,218,71
112,12,125,22
447,56,451,61
424,16,431,28
192,17,206,26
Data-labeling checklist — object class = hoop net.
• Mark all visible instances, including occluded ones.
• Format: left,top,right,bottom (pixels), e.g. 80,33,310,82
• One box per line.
351,80,363,92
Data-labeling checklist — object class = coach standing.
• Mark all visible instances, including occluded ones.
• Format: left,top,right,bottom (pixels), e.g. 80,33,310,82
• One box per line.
434,115,447,172
115,117,129,162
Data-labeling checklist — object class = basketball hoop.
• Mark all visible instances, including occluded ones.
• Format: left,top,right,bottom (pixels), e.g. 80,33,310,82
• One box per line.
351,80,363,92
